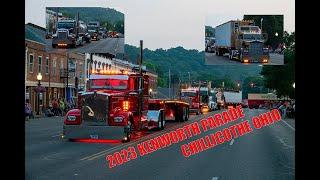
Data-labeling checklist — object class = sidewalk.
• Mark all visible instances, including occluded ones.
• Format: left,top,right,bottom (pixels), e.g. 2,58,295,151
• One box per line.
26,115,64,121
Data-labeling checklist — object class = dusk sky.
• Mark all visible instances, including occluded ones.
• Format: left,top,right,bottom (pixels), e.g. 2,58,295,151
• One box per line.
26,0,295,50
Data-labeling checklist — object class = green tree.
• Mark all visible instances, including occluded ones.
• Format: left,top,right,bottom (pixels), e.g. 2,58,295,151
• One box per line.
114,21,124,34
243,15,283,49
260,32,295,98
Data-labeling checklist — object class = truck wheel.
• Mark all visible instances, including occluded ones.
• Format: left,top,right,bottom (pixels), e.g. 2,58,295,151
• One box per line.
158,117,164,130
181,108,186,122
184,107,189,121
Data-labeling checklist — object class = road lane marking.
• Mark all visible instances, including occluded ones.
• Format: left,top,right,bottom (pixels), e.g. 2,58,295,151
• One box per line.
81,111,225,161
51,134,62,137
278,137,294,149
229,139,234,146
211,177,219,180
281,119,295,131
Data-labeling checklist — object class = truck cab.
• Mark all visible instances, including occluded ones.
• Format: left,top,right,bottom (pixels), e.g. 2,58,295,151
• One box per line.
63,70,150,142
235,25,269,63
180,88,200,115
52,19,83,48
87,21,100,40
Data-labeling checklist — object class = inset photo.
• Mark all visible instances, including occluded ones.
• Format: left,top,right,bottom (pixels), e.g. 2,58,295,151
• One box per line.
205,14,284,65
46,7,124,55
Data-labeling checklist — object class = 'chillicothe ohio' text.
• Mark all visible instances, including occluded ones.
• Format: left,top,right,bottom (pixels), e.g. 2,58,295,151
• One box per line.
106,106,282,168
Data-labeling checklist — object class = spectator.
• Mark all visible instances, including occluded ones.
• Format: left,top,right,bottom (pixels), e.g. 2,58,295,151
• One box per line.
25,100,32,121
278,102,287,118
52,98,59,116
59,98,65,116
292,103,295,118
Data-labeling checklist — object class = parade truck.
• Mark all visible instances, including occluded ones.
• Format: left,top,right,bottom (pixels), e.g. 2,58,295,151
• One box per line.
180,87,201,115
215,88,225,109
108,31,119,38
215,20,269,63
148,99,189,129
223,90,243,108
52,13,91,48
209,89,218,111
87,21,100,41
62,69,189,142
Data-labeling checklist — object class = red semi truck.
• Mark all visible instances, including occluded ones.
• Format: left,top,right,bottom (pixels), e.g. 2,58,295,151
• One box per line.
180,87,201,115
62,70,189,142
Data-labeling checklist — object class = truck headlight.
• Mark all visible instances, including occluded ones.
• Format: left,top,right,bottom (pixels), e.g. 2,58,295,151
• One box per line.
67,115,76,121
114,116,124,122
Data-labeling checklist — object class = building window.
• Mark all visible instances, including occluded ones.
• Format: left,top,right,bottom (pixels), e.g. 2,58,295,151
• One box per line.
29,54,34,73
45,57,49,74
52,59,56,76
38,56,42,73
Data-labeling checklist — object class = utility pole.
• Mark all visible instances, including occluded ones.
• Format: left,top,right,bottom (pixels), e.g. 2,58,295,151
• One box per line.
168,69,171,99
188,72,191,88
66,52,69,102
260,18,263,32
138,40,143,128
25,46,28,102
48,55,51,101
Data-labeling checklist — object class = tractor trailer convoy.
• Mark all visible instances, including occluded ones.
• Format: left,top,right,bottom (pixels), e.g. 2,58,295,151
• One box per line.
215,20,269,63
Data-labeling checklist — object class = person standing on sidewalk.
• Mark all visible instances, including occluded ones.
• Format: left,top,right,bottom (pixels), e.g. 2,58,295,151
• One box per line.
25,100,32,121
59,98,65,116
52,98,58,116
278,102,287,119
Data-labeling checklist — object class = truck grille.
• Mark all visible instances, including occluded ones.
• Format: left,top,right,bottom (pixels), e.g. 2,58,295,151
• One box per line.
81,93,108,125
58,31,67,39
249,42,263,56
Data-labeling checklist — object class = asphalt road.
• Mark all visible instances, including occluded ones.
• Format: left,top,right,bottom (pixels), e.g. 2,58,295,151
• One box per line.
25,108,295,179
46,38,124,55
205,52,284,65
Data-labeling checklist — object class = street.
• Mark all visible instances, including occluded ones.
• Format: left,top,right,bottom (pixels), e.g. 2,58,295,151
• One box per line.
46,38,125,55
205,53,284,65
25,108,295,179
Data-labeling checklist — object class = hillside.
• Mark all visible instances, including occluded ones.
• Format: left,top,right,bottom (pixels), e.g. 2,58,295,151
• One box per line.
124,44,262,87
47,7,124,24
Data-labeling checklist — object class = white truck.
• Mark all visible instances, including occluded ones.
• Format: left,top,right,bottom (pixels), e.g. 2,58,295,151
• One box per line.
215,20,269,63
209,89,218,111
223,90,242,108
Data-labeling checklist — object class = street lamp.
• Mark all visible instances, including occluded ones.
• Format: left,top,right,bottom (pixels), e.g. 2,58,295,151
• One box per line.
293,82,295,88
275,32,278,37
36,73,42,115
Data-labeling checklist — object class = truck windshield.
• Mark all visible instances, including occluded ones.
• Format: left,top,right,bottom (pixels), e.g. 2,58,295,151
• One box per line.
181,92,196,97
88,26,97,30
57,22,74,29
243,34,263,40
90,79,128,90
147,111,160,120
